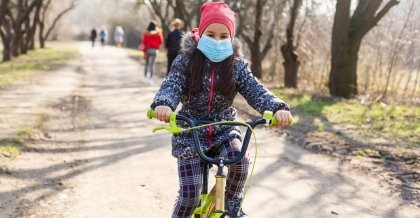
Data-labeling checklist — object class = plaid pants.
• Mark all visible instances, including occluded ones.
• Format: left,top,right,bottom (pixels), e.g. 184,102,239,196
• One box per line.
170,138,250,218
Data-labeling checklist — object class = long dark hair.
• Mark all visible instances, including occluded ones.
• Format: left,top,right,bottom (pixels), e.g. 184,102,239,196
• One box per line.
187,49,235,97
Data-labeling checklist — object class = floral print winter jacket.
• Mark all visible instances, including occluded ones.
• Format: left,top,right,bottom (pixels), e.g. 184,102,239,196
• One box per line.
150,35,289,159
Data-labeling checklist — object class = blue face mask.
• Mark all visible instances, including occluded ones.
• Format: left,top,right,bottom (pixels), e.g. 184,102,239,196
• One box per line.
197,35,233,62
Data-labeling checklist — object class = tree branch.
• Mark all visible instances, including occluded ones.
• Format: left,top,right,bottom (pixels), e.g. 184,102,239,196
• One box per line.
43,0,76,42
370,0,399,29
356,0,399,39
0,0,10,26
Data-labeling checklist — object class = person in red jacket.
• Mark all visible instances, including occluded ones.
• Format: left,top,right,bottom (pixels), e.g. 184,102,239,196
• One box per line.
140,21,163,79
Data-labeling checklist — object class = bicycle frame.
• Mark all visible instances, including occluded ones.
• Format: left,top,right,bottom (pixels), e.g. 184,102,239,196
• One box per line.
147,109,279,217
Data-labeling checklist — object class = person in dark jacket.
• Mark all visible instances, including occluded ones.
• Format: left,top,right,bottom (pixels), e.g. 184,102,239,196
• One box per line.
165,18,185,76
90,28,97,48
150,2,292,218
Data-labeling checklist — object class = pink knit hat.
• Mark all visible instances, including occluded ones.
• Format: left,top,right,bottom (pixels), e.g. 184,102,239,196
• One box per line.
198,2,236,39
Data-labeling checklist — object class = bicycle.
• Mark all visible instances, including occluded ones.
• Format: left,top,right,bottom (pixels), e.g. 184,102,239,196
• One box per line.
147,109,288,217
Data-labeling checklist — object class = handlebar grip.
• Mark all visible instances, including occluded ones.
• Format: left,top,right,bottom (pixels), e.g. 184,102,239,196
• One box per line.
270,116,279,126
263,111,293,126
147,108,183,134
147,109,156,119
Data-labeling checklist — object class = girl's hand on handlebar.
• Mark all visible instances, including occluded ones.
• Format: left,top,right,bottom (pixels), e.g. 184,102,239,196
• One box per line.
154,105,172,122
274,110,293,126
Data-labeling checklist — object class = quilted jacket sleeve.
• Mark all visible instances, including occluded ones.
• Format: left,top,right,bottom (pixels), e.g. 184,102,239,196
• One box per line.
150,54,188,111
235,59,289,114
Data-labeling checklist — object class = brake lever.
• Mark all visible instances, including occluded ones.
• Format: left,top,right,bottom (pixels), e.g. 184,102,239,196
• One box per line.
150,111,183,134
152,125,183,134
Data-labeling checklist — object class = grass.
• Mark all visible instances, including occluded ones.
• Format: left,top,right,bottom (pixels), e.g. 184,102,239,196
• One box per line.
0,138,23,159
35,113,50,129
0,42,79,88
0,124,35,161
323,102,419,147
124,47,142,57
124,47,166,62
0,42,73,160
0,112,49,160
273,90,419,148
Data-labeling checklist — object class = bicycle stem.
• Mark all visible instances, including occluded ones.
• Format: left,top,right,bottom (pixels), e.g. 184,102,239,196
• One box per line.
215,174,226,213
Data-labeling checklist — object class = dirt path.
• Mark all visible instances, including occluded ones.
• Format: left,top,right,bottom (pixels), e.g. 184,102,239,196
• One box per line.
0,42,418,218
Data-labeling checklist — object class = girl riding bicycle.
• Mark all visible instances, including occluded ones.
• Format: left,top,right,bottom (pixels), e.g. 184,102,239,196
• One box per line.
150,2,293,217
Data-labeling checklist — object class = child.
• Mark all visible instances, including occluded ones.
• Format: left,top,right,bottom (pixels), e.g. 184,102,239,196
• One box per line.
150,2,292,217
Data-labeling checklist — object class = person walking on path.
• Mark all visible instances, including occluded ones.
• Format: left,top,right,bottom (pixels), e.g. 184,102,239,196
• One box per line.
99,26,107,48
140,21,163,79
90,28,97,48
149,2,293,217
165,18,185,76
114,25,124,48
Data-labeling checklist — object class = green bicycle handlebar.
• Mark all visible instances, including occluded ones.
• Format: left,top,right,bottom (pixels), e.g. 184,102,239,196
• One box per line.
147,108,292,134
147,108,292,165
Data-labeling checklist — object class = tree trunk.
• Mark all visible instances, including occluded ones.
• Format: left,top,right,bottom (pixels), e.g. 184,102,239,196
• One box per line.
281,0,302,88
329,0,399,98
250,46,263,79
1,29,12,62
1,13,13,62
20,16,31,55
330,36,362,98
39,21,45,48
39,0,75,48
281,44,299,88
235,0,284,80
11,27,22,57
27,0,42,50
329,0,352,97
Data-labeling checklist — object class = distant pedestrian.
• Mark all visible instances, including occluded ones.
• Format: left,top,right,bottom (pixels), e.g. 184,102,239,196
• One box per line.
165,18,185,75
99,26,107,48
90,28,97,48
139,21,163,79
114,25,124,48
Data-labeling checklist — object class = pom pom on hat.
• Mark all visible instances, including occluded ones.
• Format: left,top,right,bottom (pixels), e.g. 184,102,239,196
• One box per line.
198,2,236,39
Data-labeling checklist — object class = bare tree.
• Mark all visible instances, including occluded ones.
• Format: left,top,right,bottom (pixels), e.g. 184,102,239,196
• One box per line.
168,0,205,31
138,0,205,38
383,0,414,96
11,0,42,57
141,0,171,36
1,0,41,61
38,0,77,48
229,0,286,79
280,0,303,88
329,0,399,98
